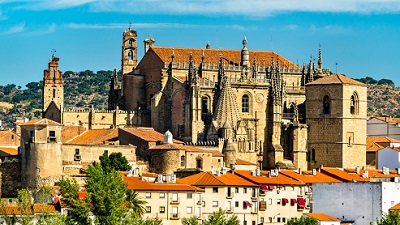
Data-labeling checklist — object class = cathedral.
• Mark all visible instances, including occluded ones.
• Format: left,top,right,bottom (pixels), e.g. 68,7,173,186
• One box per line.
43,26,367,171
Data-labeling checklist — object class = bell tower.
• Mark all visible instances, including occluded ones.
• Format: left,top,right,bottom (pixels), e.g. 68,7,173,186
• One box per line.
121,25,138,75
42,54,64,123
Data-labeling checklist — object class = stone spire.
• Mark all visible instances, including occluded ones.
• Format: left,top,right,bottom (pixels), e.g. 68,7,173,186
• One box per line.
217,54,224,90
187,52,198,85
213,76,241,131
241,36,250,68
317,44,323,73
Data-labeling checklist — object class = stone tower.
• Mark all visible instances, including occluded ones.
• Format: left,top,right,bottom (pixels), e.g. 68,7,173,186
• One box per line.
42,54,64,123
121,26,138,75
20,119,63,190
306,74,367,169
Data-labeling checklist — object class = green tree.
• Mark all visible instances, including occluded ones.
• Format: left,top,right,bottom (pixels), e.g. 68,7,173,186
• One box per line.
35,185,52,203
182,215,201,225
201,208,239,225
286,216,319,225
17,188,34,225
99,152,131,173
126,189,147,218
85,164,127,225
59,178,91,225
374,210,400,225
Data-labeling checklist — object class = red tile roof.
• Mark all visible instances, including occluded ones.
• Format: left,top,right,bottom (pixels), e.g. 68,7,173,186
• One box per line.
150,47,299,69
120,127,183,144
149,143,186,150
234,170,303,186
123,175,202,191
21,118,62,126
62,125,86,143
279,169,342,184
320,168,369,182
0,130,20,146
235,159,256,165
178,171,257,187
66,129,118,145
0,147,18,155
304,212,340,221
390,203,400,211
306,74,366,86
0,204,58,215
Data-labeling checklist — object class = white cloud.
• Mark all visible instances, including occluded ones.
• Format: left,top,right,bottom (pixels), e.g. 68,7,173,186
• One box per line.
1,22,25,34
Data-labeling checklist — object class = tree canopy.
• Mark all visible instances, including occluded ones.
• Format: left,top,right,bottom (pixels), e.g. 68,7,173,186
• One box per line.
374,210,400,225
99,152,131,173
286,216,319,225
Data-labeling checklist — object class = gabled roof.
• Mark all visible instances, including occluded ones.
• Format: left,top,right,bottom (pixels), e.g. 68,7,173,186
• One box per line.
369,116,400,125
0,129,20,146
234,170,303,186
120,127,183,144
149,47,298,69
390,202,400,211
66,129,118,145
320,168,369,182
62,125,86,143
343,168,400,179
21,118,62,126
306,74,366,86
279,169,342,184
304,212,340,221
178,171,257,187
123,175,202,191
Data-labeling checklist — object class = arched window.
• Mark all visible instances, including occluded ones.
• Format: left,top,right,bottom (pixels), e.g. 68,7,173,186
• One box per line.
350,92,359,115
323,95,331,114
128,39,133,47
52,70,56,79
52,89,56,98
128,50,133,60
180,155,185,167
201,97,208,114
242,94,249,113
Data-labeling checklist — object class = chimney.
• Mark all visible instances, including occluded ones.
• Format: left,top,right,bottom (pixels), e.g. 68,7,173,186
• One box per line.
356,166,360,174
312,169,317,176
397,168,400,175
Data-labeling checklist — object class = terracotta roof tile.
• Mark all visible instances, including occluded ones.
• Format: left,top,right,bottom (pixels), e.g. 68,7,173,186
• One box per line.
21,118,62,126
62,126,86,143
390,203,400,210
123,175,202,191
33,204,58,213
150,47,298,69
178,171,257,187
67,129,118,145
279,169,342,184
304,212,340,221
0,147,18,155
0,204,58,215
306,74,366,86
234,170,303,185
235,159,256,165
149,143,186,150
120,127,183,143
320,168,369,182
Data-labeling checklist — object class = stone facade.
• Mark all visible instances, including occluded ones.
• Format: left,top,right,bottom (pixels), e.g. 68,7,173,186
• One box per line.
0,156,21,197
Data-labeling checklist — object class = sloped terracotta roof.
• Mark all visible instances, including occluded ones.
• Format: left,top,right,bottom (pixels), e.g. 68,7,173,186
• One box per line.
234,170,303,186
235,159,256,166
0,204,58,215
66,129,118,145
0,147,18,155
279,169,342,183
150,47,298,69
149,143,186,150
21,118,62,126
320,168,369,182
123,175,202,191
178,171,257,187
33,204,58,213
366,137,387,152
62,125,86,143
343,168,400,179
120,127,183,144
306,74,366,86
304,212,340,221
390,202,400,210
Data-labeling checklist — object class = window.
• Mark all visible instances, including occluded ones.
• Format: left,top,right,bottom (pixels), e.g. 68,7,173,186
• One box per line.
277,217,281,223
75,149,80,155
172,207,178,218
172,193,178,202
128,50,133,60
323,95,331,114
202,97,209,114
180,155,185,167
227,187,232,197
268,198,272,205
187,207,193,214
196,158,203,169
350,92,359,115
146,192,151,198
243,187,247,193
235,187,239,193
187,193,193,199
282,217,286,223
104,150,109,156
235,201,239,207
213,187,218,193
242,94,249,113
128,39,133,47
311,148,316,161
251,188,256,197
145,206,151,213
277,199,281,205
160,192,165,198
52,69,56,78
159,206,165,213
53,89,56,98
49,131,56,142
212,201,218,207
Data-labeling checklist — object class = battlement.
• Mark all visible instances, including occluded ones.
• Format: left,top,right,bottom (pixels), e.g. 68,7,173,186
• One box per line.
64,108,136,114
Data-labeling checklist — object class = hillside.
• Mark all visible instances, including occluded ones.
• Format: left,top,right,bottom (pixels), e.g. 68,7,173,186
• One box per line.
0,70,114,128
0,74,397,128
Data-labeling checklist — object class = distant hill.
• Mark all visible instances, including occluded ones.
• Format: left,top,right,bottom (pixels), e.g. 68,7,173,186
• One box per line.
0,74,397,128
0,70,114,128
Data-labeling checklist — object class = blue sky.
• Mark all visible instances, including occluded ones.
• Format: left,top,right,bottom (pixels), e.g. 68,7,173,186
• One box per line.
1,0,400,87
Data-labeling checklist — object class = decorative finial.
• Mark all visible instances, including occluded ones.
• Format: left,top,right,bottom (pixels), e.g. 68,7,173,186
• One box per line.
51,48,56,58
242,36,247,48
206,41,210,49
171,48,175,61
201,49,205,62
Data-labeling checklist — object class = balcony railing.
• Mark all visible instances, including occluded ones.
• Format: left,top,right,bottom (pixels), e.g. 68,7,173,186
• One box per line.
170,212,180,220
170,197,180,204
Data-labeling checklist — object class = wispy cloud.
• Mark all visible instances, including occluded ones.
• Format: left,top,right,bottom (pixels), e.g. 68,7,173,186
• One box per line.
1,22,25,35
5,0,400,15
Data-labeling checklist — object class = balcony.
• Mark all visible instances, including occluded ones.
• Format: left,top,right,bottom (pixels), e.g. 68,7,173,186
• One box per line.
226,193,234,199
170,197,180,204
196,197,203,205
226,207,234,214
170,213,180,220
